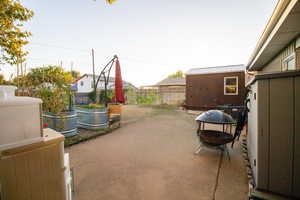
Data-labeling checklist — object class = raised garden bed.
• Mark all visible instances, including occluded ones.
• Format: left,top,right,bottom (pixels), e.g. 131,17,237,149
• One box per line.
76,104,108,130
43,111,78,137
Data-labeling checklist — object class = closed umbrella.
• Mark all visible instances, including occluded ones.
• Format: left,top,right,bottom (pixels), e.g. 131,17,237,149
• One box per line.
114,58,125,103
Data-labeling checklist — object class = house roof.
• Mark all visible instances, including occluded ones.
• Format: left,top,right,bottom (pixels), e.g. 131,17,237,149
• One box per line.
74,74,115,83
155,77,186,86
73,74,137,89
186,64,245,75
247,0,300,71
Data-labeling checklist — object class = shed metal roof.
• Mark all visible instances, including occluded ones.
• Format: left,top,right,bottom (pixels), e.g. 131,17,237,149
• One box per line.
186,64,245,75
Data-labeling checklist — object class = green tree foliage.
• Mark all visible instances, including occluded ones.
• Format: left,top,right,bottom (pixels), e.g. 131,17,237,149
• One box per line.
0,0,34,64
24,66,73,113
168,70,184,78
106,0,117,4
0,74,12,85
70,70,80,79
136,92,159,104
25,66,72,88
65,70,81,82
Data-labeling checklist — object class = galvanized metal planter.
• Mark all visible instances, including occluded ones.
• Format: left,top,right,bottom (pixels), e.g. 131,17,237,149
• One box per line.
76,107,108,130
43,111,78,137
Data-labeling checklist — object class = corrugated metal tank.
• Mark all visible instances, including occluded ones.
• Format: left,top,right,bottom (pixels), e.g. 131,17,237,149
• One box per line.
76,107,108,130
43,111,78,137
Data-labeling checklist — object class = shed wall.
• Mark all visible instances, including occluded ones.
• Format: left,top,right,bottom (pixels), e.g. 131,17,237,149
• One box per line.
186,72,245,110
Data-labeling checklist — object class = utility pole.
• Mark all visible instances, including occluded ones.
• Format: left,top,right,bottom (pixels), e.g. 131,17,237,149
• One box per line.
16,63,19,88
92,49,98,103
92,49,96,88
24,63,27,75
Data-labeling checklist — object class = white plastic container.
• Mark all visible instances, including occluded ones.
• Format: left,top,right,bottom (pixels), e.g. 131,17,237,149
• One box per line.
0,85,43,146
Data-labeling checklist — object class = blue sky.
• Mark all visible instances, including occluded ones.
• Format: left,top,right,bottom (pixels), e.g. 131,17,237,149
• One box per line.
2,0,277,86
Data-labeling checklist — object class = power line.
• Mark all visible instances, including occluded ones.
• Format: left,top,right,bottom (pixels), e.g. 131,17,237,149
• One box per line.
30,42,90,53
29,42,174,67
27,42,185,70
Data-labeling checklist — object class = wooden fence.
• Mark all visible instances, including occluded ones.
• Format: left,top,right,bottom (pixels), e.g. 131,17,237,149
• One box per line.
74,87,186,105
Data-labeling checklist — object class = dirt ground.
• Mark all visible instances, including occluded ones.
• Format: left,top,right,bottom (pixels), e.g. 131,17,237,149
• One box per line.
66,105,248,200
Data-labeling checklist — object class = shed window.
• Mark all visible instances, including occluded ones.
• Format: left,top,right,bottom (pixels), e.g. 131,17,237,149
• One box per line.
224,77,238,95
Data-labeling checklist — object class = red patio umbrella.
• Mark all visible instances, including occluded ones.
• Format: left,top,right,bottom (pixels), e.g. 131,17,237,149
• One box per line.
114,58,125,103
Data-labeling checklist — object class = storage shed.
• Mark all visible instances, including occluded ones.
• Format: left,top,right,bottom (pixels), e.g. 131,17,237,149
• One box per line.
155,77,186,105
185,64,246,110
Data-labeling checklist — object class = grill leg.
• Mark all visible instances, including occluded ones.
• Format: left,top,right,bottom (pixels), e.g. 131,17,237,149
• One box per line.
225,145,231,161
194,144,202,154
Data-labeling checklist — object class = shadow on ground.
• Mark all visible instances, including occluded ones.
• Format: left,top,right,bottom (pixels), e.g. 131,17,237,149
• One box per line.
66,105,248,200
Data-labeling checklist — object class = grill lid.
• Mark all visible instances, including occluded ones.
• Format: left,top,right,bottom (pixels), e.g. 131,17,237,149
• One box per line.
195,110,235,124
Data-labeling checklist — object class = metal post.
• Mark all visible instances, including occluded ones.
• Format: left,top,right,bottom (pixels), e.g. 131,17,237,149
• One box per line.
94,56,117,106
92,49,96,92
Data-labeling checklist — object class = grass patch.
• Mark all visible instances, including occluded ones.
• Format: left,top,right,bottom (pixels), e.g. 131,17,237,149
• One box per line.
64,122,120,147
78,104,105,109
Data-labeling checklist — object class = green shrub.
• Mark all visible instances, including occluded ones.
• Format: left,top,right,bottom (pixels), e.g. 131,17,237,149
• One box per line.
136,92,160,104
79,104,104,109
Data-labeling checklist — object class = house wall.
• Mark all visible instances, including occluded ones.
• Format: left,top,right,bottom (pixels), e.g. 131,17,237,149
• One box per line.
186,72,246,110
76,75,135,94
77,75,113,93
261,36,300,73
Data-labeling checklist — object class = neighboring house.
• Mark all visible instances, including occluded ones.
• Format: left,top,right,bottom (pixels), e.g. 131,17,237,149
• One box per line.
155,77,186,88
155,77,186,105
73,74,137,104
138,77,186,105
185,64,246,110
74,74,137,93
246,0,300,198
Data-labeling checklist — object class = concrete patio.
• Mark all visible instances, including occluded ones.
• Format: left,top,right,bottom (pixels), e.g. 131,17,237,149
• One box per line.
66,105,248,200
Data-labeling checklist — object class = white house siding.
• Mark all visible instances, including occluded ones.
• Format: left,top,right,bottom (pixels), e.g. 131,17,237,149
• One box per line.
76,75,121,93
77,74,137,93
77,76,93,93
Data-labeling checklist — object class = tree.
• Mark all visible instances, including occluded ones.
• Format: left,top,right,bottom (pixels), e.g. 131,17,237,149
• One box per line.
24,66,73,113
168,70,184,78
0,74,12,85
0,0,34,65
106,0,117,4
68,70,81,81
